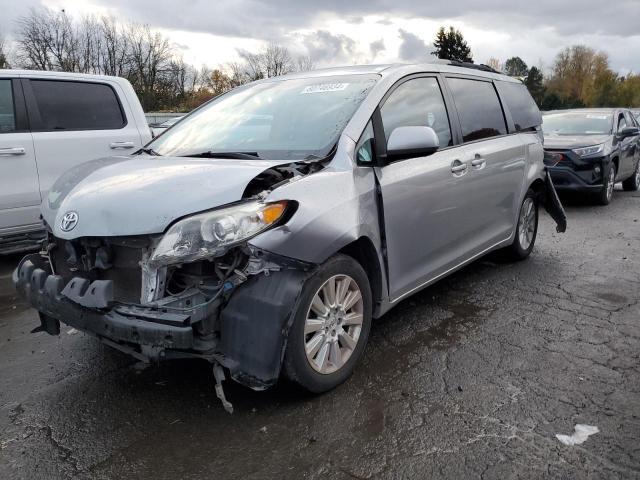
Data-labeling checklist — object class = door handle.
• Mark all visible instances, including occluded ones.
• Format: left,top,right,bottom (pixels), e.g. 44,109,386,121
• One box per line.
471,155,486,169
0,147,26,156
451,160,468,176
110,141,135,149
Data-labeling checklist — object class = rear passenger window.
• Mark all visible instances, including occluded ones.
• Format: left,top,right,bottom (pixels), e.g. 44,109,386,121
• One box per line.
448,78,507,142
495,81,542,132
381,77,452,148
30,80,125,131
0,80,16,133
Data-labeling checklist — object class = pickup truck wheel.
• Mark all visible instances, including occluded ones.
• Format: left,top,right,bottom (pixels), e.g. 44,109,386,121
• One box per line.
504,190,538,261
622,160,640,192
597,164,616,205
283,254,372,393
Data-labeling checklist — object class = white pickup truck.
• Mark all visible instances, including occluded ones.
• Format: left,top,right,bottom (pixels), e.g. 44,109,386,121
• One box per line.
0,70,152,254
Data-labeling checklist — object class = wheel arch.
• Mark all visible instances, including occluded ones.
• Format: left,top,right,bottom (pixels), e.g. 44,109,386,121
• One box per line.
611,155,619,174
528,178,545,197
338,236,384,317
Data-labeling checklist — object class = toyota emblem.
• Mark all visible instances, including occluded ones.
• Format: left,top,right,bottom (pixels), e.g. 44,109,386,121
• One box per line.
60,211,79,232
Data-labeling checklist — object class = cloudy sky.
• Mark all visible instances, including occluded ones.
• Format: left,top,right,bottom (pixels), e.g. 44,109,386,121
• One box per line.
1,0,639,74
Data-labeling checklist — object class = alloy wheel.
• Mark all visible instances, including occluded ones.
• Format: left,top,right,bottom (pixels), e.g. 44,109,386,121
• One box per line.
304,274,364,374
518,197,536,250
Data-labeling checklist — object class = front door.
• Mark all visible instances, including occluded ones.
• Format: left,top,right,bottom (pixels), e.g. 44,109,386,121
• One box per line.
373,76,469,301
0,78,41,233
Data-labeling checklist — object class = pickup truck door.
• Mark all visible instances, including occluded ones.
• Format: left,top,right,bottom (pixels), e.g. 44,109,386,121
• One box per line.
22,78,144,202
0,78,41,234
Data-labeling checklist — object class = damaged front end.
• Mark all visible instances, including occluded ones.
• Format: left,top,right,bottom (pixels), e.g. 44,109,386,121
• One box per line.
14,235,314,408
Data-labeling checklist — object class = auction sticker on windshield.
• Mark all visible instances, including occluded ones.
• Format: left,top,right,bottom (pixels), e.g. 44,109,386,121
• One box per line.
301,83,349,94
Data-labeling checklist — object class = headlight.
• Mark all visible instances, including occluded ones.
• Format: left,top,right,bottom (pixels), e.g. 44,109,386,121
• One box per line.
150,200,289,266
572,144,604,158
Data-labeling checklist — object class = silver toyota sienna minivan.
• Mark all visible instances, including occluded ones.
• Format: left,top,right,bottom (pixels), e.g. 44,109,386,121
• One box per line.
14,62,566,411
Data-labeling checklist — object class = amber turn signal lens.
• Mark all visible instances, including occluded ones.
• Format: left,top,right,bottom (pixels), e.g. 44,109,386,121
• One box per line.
262,201,287,225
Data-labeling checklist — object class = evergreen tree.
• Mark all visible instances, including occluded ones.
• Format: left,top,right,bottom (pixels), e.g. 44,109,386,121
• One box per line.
504,57,528,77
524,66,545,106
431,26,473,63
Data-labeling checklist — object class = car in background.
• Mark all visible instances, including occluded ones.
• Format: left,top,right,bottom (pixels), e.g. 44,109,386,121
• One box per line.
542,108,640,205
13,63,566,410
0,70,152,254
150,116,184,138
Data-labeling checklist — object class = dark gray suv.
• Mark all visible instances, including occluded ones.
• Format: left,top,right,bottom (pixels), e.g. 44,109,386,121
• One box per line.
543,108,640,204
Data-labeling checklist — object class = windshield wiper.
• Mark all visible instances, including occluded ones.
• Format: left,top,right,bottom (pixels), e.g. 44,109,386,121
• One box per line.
135,147,161,156
181,151,261,160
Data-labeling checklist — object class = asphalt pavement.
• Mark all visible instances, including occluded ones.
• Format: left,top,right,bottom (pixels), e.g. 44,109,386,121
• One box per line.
1,187,639,479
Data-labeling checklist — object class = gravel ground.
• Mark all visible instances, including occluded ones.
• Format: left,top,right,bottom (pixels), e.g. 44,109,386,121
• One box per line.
0,187,639,479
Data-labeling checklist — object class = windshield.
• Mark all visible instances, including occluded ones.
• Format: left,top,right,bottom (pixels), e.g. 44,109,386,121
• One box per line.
149,74,379,160
542,112,613,136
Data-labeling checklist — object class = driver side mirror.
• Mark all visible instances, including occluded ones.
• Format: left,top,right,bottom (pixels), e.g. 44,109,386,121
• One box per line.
618,126,639,138
386,126,439,161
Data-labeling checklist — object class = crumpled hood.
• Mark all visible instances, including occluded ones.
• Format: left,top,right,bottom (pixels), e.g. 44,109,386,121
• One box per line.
543,134,610,150
42,155,289,239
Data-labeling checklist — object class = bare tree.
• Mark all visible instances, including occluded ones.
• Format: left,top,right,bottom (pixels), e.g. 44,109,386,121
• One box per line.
15,8,53,69
99,16,129,77
296,55,314,72
238,50,264,81
0,32,9,69
262,43,294,77
225,61,249,87
485,57,502,72
126,23,173,110
11,7,316,111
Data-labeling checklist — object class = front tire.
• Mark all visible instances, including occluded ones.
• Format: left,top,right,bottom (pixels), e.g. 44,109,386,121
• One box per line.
283,254,372,393
504,189,538,261
597,163,616,205
622,160,640,192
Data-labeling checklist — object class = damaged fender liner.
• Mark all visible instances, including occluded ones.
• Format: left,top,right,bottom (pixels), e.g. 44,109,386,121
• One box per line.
218,267,312,390
543,169,567,233
14,255,193,349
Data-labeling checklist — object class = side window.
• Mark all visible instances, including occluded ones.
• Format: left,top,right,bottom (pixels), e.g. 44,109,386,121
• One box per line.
355,120,375,164
447,78,507,142
30,80,125,131
623,111,635,128
495,81,542,132
617,114,627,133
0,80,16,133
381,77,452,148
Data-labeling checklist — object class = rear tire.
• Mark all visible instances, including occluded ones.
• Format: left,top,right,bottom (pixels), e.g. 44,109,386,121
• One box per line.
597,163,616,205
622,160,640,192
504,189,538,261
283,254,372,393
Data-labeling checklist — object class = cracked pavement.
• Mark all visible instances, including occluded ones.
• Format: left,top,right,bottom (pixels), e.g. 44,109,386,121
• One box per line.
1,188,639,479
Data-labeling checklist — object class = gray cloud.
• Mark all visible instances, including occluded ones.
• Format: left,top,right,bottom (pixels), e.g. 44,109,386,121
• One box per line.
398,29,432,62
300,30,357,65
369,38,385,59
0,0,638,73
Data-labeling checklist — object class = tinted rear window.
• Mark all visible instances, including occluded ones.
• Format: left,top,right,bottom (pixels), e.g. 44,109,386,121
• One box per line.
30,80,125,131
447,78,507,142
496,81,542,132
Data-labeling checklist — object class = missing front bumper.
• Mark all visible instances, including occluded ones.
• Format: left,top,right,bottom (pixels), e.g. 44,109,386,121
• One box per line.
14,251,314,391
14,255,195,350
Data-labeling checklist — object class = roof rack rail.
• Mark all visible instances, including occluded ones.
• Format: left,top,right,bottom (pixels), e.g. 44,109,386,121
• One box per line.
445,60,500,74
